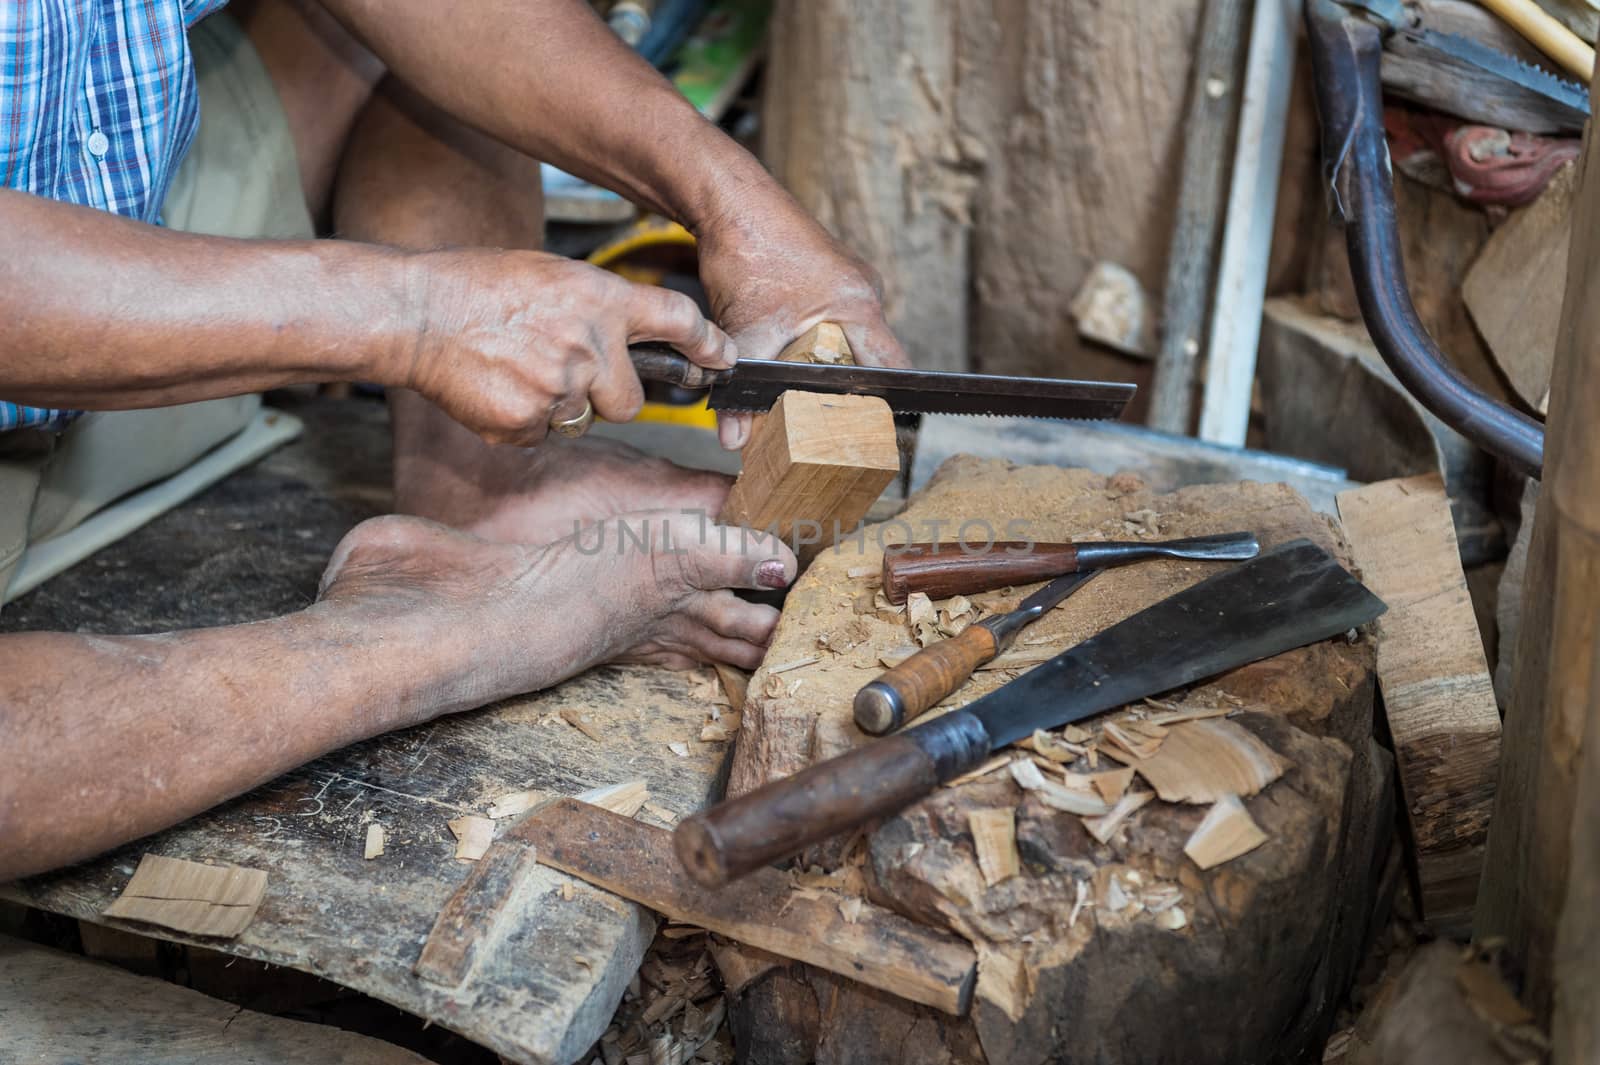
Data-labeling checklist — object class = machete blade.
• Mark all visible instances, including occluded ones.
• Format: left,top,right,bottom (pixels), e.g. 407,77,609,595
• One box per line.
706,359,1136,422
967,538,1386,749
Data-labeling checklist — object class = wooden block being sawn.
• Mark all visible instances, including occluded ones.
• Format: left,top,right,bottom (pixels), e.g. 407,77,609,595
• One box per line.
718,323,900,564
1337,473,1501,936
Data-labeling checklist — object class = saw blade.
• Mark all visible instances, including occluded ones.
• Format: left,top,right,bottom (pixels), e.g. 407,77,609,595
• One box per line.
706,359,1136,421
1405,26,1589,117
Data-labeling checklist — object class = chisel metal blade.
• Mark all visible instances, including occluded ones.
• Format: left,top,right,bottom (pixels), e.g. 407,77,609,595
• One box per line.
969,537,1386,748
706,359,1136,421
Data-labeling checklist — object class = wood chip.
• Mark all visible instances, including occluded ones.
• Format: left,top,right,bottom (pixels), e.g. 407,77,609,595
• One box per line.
873,590,905,615
945,753,1014,788
560,707,605,742
363,823,385,860
102,854,268,938
487,789,542,819
1086,767,1135,805
1067,878,1090,930
1183,794,1268,870
846,564,878,580
713,664,750,714
1009,758,1111,815
448,816,496,862
1143,699,1237,727
700,713,741,743
1061,724,1092,744
1101,719,1166,760
579,779,650,818
1156,905,1188,930
1028,729,1083,763
906,592,937,627
1116,718,1288,804
667,742,690,758
968,808,1021,886
641,801,679,825
1082,789,1154,845
838,896,864,924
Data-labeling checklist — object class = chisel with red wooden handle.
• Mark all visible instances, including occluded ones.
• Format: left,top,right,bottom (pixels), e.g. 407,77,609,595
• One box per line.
880,531,1260,604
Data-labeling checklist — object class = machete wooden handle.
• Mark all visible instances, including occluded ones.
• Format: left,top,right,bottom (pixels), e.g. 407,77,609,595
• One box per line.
854,625,999,735
882,542,1081,604
674,711,991,887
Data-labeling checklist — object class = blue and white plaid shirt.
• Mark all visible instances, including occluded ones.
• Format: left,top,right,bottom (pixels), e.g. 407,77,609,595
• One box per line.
1,0,227,432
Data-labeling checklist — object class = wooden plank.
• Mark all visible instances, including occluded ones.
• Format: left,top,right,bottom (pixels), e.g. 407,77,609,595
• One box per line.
102,854,268,939
415,836,541,987
718,390,899,564
1147,0,1251,432
1196,0,1301,445
1463,161,1576,414
515,798,978,1016
0,934,430,1065
1337,473,1501,934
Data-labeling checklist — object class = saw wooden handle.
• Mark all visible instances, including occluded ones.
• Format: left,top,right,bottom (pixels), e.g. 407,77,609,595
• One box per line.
854,625,999,735
674,710,991,887
882,542,1080,604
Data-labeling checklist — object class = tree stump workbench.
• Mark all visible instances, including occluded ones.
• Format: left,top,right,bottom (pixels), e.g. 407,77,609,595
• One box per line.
722,458,1394,1065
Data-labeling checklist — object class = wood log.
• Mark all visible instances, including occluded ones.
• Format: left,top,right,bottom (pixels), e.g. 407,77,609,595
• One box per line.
1336,474,1501,935
0,934,429,1064
723,458,1392,1064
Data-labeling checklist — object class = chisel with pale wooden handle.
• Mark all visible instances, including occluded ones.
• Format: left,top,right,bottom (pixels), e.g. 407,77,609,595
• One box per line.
880,531,1260,604
853,571,1100,735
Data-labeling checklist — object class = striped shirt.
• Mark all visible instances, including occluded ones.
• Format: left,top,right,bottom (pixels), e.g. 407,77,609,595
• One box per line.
1,0,228,432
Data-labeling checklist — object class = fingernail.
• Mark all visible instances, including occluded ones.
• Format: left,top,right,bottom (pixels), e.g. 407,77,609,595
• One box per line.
756,559,790,589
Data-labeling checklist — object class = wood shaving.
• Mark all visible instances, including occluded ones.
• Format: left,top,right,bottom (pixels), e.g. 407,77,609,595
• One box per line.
1118,718,1288,804
1010,758,1110,815
846,564,878,580
1142,698,1236,727
1101,719,1167,760
906,592,937,627
1082,789,1153,844
1122,508,1162,536
1183,794,1268,869
713,664,750,713
641,802,679,825
447,816,495,862
1141,884,1183,913
102,854,268,939
1028,729,1083,763
968,808,1021,886
1156,906,1188,930
487,789,542,819
1086,767,1135,805
767,656,820,675
1067,878,1090,930
1061,724,1092,744
578,779,650,818
700,713,741,743
667,742,690,758
945,753,1014,788
912,620,941,647
363,823,385,860
873,590,906,615
878,645,918,668
838,896,864,924
560,707,605,742
561,882,575,901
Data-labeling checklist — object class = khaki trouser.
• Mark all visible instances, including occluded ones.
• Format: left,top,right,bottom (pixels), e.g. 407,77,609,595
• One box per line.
0,13,315,600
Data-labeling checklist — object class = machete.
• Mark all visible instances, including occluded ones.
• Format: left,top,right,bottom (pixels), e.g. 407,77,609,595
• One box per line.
674,538,1386,887
628,345,1136,422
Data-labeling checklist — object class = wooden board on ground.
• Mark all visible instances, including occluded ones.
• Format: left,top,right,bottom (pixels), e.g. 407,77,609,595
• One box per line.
1338,474,1501,935
516,798,977,1015
4,665,734,1065
721,457,1392,1064
0,934,430,1065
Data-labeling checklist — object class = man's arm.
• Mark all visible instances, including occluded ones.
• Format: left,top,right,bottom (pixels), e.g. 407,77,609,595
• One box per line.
0,189,731,444
318,0,909,375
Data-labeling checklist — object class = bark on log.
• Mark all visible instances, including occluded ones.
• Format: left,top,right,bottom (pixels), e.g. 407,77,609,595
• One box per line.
721,459,1391,1064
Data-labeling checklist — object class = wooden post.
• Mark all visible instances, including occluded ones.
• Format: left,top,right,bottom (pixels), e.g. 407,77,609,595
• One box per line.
718,324,900,564
1476,65,1600,1038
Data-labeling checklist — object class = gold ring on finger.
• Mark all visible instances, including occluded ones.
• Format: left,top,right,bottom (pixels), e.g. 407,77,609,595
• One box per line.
550,399,595,438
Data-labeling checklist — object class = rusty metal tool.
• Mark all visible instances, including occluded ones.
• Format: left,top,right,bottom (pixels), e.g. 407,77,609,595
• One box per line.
854,570,1101,736
674,539,1385,887
628,346,1136,422
881,531,1260,604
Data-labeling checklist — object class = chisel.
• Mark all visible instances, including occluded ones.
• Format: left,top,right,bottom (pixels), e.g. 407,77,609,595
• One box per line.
853,570,1101,736
674,539,1385,887
880,531,1261,604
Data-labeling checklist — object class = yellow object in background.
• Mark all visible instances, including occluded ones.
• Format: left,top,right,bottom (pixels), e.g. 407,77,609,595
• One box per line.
587,217,720,430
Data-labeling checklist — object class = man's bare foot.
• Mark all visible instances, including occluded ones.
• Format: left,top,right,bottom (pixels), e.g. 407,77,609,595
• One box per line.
318,510,794,715
393,414,733,546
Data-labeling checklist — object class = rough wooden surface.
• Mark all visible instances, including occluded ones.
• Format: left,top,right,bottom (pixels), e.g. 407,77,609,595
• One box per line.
5,665,735,1065
1337,474,1501,935
762,0,1202,401
723,458,1390,1064
0,934,431,1064
1464,160,1576,413
1477,80,1600,1026
518,799,978,1015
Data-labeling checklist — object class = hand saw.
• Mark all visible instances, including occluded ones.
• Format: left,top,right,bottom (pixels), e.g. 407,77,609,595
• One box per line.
628,344,1136,422
1356,0,1590,133
674,539,1386,887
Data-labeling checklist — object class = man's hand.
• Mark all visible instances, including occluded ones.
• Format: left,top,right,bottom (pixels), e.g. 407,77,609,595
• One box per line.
396,250,734,446
696,201,910,448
